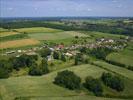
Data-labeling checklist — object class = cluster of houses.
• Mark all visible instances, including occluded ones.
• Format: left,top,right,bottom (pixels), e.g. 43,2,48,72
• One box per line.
1,37,129,60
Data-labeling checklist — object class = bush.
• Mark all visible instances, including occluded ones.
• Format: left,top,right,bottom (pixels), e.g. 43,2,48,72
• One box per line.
54,70,81,90
83,76,103,96
101,72,124,91
127,66,133,71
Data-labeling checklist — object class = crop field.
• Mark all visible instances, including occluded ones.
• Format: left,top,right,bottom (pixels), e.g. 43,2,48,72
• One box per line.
0,64,133,100
15,27,63,33
0,31,20,37
28,31,88,41
0,39,40,49
0,28,9,32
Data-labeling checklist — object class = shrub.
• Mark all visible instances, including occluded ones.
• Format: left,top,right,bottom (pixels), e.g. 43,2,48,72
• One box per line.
101,72,124,91
83,76,103,96
127,66,133,71
54,70,81,90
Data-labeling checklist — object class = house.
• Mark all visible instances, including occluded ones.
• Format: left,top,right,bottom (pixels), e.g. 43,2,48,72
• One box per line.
6,51,15,55
47,55,53,61
65,52,73,57
26,51,37,56
17,50,22,53
55,44,64,50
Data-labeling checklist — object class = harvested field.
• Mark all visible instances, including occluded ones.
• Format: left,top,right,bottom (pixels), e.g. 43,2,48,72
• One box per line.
0,39,40,49
15,27,63,33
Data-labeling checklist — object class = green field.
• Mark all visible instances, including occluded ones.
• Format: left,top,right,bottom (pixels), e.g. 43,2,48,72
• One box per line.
93,61,133,80
15,27,63,33
0,64,133,100
28,31,88,41
82,31,125,39
106,41,133,67
106,51,133,67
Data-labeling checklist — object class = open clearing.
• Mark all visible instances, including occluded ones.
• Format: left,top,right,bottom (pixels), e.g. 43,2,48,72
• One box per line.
0,39,40,49
15,27,63,33
28,31,88,40
0,64,133,100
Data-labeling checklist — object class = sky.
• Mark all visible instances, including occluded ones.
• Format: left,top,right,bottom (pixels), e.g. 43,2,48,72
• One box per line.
0,0,133,17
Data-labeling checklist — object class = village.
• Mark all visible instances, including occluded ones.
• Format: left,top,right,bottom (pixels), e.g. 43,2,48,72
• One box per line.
1,37,129,62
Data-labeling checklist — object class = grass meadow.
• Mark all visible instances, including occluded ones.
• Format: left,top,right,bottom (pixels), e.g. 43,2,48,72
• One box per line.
0,64,133,100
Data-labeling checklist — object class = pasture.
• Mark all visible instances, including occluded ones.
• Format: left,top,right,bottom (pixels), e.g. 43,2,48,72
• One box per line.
0,64,133,100
28,31,88,40
82,31,125,39
93,61,133,80
14,27,63,33
106,51,133,67
0,39,40,49
106,42,133,68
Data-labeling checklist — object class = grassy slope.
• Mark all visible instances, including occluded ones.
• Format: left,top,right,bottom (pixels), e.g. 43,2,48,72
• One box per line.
106,42,133,67
93,61,133,80
0,64,133,100
106,51,133,67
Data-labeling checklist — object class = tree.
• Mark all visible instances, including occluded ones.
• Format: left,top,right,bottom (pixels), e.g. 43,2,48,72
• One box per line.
74,53,83,65
54,70,81,90
79,47,87,53
29,63,43,76
89,47,114,60
0,59,13,73
0,67,9,79
39,48,51,58
61,54,66,62
101,72,124,91
53,51,59,59
41,58,49,74
83,76,103,96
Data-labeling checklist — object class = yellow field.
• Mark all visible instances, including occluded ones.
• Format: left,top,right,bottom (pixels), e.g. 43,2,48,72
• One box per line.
15,27,62,33
0,31,20,37
0,39,40,49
